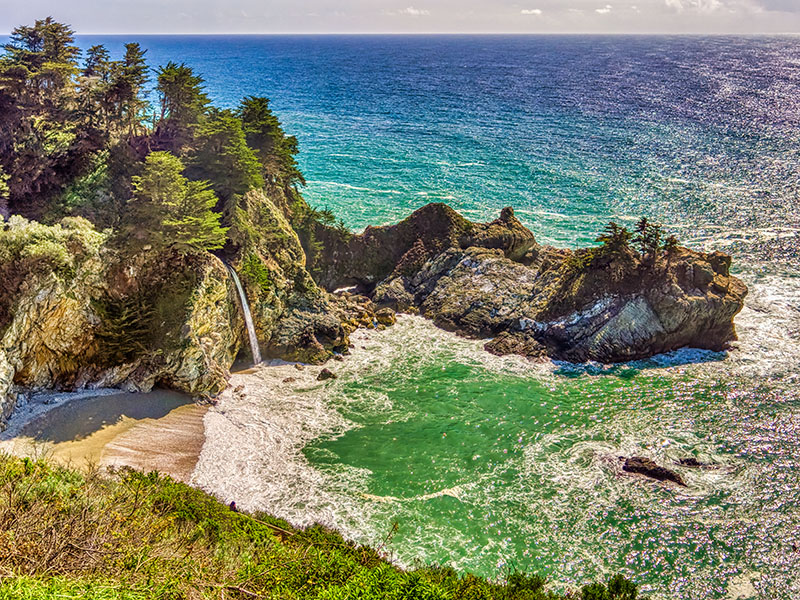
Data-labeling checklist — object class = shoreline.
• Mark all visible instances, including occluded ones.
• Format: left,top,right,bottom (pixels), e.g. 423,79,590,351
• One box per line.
0,388,207,483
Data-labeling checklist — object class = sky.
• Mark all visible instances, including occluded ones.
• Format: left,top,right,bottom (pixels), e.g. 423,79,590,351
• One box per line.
2,0,799,34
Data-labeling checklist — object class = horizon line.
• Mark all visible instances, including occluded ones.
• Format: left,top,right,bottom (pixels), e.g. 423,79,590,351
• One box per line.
65,31,800,36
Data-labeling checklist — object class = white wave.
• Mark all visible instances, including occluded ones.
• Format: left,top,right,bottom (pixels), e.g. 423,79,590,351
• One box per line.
307,180,407,195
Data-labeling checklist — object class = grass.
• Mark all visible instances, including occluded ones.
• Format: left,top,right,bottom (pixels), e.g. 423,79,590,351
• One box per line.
0,454,638,599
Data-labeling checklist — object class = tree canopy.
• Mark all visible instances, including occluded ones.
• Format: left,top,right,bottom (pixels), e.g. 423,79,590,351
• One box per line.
0,16,316,249
123,151,227,253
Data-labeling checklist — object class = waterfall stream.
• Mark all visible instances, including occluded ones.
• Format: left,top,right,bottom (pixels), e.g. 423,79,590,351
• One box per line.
226,266,262,365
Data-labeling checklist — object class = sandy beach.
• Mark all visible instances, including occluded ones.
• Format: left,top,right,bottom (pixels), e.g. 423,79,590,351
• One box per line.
0,389,207,483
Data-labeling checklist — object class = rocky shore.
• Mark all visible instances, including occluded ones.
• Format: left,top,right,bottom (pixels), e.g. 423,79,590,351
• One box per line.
312,203,747,363
0,200,747,429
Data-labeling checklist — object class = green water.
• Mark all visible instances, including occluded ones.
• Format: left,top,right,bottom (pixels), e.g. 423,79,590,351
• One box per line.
295,315,799,599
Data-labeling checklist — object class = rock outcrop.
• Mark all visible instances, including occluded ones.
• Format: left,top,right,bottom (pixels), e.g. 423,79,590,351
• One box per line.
622,456,687,487
0,200,383,428
0,200,748,428
313,204,747,363
0,216,243,424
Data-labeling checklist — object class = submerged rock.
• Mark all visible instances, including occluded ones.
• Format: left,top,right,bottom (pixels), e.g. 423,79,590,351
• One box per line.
312,204,747,364
622,456,687,487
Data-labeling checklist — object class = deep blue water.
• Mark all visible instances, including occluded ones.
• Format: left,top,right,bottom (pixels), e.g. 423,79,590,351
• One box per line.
60,34,800,260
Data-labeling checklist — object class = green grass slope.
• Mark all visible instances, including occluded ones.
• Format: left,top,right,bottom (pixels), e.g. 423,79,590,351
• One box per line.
0,455,637,600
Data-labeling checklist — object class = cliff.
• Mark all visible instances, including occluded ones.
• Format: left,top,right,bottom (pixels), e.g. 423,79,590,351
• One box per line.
0,193,380,427
0,201,748,428
311,204,747,363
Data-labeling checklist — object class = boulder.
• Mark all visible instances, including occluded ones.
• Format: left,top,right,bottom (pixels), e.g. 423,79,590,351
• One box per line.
622,457,686,486
317,368,336,381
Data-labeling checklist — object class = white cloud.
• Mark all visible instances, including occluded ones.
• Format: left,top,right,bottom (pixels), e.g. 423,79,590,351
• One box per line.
664,0,724,12
397,6,430,16
521,8,543,15
596,4,613,13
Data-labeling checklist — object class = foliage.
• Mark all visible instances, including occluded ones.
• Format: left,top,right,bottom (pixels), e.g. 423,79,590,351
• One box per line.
121,151,227,253
239,95,305,186
0,455,639,600
0,16,312,237
290,195,352,271
595,222,633,254
155,61,209,150
0,16,80,107
241,252,275,294
581,574,638,600
633,218,663,265
188,109,264,201
0,214,104,272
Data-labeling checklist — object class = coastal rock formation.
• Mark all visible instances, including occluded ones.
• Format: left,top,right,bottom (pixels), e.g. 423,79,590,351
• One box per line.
0,201,381,428
622,456,687,487
0,199,747,427
312,204,747,363
0,217,242,423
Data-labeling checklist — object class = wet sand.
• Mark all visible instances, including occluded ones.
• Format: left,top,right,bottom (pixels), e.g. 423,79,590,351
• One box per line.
0,390,207,482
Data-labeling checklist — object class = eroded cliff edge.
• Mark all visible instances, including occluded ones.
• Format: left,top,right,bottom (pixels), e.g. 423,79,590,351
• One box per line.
0,193,380,425
1,200,747,429
308,203,747,363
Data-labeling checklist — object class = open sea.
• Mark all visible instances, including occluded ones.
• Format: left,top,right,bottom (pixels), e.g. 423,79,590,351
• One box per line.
65,35,800,598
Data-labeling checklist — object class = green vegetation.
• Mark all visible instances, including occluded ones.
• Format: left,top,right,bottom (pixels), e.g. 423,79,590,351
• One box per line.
0,213,105,275
0,455,638,600
120,151,228,253
0,16,325,250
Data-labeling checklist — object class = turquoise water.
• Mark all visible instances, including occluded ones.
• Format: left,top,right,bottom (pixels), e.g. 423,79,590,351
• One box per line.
58,35,800,598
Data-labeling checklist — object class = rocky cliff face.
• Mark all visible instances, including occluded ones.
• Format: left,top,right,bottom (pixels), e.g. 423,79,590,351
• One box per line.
0,216,243,425
313,204,748,363
225,189,375,364
0,196,382,429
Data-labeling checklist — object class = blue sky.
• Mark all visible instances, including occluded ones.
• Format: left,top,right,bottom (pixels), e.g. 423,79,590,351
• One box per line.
2,0,799,34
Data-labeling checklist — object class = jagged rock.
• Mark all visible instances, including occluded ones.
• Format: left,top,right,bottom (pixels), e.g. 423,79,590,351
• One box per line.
485,331,546,359
622,457,687,486
317,368,336,381
375,307,397,326
312,205,747,364
309,203,537,291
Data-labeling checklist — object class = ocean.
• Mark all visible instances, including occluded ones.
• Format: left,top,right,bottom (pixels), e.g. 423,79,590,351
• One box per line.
64,34,800,598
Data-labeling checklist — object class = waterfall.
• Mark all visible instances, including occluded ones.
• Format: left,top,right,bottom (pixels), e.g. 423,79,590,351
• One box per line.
226,265,262,365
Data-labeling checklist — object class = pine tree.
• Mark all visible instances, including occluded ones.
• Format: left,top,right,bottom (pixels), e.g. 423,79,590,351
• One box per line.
188,109,264,201
155,61,209,149
123,151,227,253
239,95,305,186
0,16,80,107
596,222,633,253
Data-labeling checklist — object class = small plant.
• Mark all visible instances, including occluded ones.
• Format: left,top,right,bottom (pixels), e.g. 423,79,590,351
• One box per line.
582,573,638,600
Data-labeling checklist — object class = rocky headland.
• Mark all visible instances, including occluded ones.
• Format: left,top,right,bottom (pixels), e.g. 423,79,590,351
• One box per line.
310,202,747,363
0,199,747,428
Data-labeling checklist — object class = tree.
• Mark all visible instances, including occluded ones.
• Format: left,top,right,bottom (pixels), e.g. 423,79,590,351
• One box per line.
188,109,264,201
596,222,633,253
155,61,209,149
239,96,305,186
106,43,149,136
663,234,679,254
123,151,227,253
632,217,664,267
0,16,80,107
83,45,110,79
